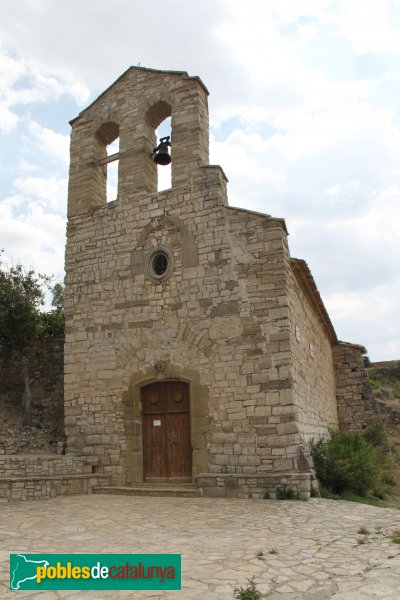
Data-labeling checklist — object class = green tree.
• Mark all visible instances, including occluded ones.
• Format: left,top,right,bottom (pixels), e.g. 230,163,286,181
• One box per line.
37,282,64,337
0,255,51,424
51,282,64,313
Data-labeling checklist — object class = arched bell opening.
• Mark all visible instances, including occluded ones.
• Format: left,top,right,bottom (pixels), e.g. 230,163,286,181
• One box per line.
106,137,119,202
155,117,171,191
95,121,120,204
145,101,172,193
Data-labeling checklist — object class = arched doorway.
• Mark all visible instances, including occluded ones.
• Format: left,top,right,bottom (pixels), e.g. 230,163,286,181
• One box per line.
141,381,192,483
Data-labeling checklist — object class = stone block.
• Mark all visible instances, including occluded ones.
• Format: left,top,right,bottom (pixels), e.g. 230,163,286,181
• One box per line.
277,422,299,435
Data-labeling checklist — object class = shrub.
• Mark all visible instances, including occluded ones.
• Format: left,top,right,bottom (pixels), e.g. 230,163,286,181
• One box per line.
369,378,381,391
232,576,265,599
381,473,396,486
372,488,386,500
310,430,380,496
276,487,297,500
363,420,387,448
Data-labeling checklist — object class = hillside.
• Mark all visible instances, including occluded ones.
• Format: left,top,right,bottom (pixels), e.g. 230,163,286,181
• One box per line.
368,360,400,506
368,360,400,431
0,401,61,455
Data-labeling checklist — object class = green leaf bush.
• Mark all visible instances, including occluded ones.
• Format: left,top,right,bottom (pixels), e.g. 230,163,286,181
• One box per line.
310,429,381,496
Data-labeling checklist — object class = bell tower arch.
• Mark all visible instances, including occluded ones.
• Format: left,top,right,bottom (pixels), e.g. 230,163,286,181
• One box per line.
67,67,210,217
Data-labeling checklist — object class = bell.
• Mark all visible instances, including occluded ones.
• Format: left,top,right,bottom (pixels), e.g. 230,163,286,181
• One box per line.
152,136,171,166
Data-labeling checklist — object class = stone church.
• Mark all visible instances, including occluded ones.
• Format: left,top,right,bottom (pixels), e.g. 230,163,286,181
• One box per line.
63,67,377,500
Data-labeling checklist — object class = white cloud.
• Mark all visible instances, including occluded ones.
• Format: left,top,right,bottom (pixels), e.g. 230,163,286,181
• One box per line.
0,195,65,280
13,176,67,215
326,281,400,360
18,159,39,173
333,0,400,55
28,121,69,163
267,0,333,24
0,103,20,133
0,1,229,91
0,42,89,134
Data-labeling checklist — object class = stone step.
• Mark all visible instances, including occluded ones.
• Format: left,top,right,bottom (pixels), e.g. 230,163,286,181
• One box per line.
92,484,201,498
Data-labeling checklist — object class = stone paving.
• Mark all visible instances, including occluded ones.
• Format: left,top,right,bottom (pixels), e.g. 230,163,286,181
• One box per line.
0,495,399,599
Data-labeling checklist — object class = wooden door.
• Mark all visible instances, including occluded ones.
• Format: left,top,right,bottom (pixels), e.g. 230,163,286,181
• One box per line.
142,381,192,483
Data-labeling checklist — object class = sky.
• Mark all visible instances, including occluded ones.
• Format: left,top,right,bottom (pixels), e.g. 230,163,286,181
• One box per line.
0,0,399,361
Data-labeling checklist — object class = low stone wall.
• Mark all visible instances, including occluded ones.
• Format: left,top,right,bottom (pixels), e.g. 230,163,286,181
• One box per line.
0,455,110,502
196,472,313,501
334,342,380,430
0,454,87,477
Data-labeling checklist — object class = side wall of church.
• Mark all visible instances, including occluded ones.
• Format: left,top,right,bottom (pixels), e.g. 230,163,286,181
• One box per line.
286,266,338,441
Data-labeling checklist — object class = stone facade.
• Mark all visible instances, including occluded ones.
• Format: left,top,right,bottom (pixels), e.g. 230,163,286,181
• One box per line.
60,66,379,500
1,67,378,502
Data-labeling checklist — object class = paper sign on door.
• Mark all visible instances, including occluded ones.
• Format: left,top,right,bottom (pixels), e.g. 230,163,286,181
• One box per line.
153,419,161,426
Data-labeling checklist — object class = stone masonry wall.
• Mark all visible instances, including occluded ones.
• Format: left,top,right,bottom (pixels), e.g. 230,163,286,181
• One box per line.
0,454,87,478
64,167,305,487
64,67,312,493
63,67,376,499
0,455,108,501
333,342,380,430
225,208,304,476
287,261,338,441
68,67,209,217
65,166,234,482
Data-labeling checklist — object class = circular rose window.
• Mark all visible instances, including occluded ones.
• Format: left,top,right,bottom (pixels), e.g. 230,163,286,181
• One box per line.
146,247,174,282
152,251,168,276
